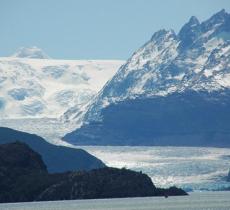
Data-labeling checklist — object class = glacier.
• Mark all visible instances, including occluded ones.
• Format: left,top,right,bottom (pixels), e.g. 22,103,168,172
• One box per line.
82,146,230,191
0,48,124,119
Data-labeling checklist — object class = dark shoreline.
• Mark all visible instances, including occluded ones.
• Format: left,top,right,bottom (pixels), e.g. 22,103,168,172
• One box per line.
0,142,187,203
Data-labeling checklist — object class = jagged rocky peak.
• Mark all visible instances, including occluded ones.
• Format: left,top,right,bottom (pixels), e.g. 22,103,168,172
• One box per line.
98,12,225,111
178,16,201,49
151,29,176,42
12,46,50,59
188,16,200,25
62,10,230,134
206,9,229,25
201,9,230,34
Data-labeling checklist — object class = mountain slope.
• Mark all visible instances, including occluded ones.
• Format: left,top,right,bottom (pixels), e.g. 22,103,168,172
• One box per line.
63,10,230,146
0,53,123,119
0,127,105,172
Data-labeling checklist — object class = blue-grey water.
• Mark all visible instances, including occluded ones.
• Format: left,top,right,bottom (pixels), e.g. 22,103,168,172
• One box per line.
1,192,230,210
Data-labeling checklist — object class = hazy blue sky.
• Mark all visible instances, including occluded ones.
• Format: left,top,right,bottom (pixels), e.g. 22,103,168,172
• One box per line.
0,0,230,59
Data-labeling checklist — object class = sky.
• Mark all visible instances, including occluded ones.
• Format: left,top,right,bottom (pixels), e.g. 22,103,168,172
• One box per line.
0,0,230,60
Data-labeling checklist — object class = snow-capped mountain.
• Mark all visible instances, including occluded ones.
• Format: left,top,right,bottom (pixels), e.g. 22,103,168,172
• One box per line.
12,46,50,59
63,9,230,146
0,53,123,119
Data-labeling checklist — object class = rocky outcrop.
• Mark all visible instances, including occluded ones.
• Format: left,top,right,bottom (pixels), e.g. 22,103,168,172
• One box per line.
37,168,187,201
0,141,46,172
0,142,62,202
0,142,187,203
36,167,158,201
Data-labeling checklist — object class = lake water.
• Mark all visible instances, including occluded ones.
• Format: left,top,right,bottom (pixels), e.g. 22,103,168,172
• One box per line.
1,192,230,210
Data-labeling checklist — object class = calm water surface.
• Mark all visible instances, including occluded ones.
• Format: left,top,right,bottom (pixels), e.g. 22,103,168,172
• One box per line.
1,192,230,210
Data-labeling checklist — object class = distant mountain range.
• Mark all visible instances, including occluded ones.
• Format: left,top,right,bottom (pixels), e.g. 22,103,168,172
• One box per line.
63,9,230,146
0,48,123,118
12,46,50,59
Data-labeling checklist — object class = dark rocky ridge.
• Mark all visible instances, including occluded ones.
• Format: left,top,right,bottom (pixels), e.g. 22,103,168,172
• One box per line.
0,127,105,172
0,141,47,172
0,142,187,203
